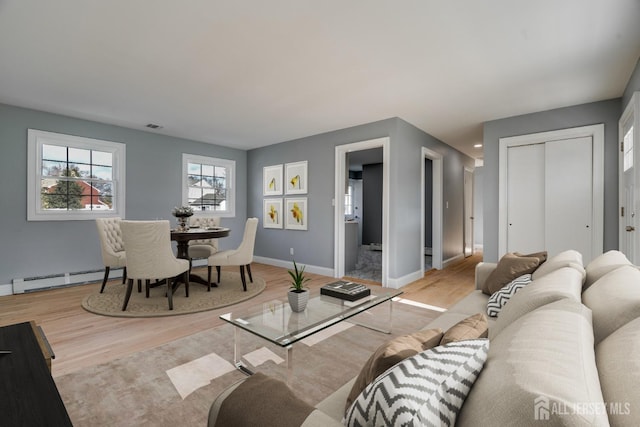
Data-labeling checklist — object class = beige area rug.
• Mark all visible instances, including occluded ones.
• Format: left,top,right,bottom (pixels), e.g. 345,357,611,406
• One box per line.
82,271,266,317
56,300,440,426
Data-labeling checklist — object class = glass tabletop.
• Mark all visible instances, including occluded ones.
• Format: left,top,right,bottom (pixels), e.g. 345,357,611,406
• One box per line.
220,288,403,347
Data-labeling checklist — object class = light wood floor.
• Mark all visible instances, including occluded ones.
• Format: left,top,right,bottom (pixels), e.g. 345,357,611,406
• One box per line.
0,253,481,378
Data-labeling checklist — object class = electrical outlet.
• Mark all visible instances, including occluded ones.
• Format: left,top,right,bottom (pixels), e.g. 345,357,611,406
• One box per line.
290,248,294,256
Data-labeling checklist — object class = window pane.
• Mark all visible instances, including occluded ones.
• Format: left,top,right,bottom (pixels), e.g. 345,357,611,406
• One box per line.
92,165,113,180
75,163,91,178
92,150,112,166
215,166,227,179
202,164,214,176
624,126,634,172
42,144,67,161
187,163,201,175
68,147,91,164
42,160,66,177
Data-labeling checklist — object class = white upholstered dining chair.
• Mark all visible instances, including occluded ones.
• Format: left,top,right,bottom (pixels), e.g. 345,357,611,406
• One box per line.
95,217,127,293
120,220,190,311
188,215,221,259
207,218,258,291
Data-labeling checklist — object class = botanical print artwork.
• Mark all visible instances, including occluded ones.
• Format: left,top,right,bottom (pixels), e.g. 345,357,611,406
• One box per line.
285,161,307,194
263,165,283,196
285,197,307,230
263,198,282,228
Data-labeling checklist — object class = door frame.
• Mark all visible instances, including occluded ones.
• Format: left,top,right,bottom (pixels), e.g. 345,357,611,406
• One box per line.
463,167,474,257
619,91,640,263
421,147,443,271
334,137,390,286
498,124,604,258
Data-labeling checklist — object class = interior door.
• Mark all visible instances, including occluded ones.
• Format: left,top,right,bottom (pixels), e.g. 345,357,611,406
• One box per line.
507,143,545,253
620,113,637,263
463,168,474,257
545,136,593,260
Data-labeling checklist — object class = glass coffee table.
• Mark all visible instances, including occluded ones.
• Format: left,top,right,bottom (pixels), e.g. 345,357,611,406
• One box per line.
220,288,403,381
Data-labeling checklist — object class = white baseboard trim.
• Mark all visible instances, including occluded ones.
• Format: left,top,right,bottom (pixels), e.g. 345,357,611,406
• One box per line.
252,256,335,277
442,253,465,268
387,270,423,289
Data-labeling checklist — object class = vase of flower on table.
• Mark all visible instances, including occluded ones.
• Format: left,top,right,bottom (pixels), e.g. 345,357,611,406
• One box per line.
172,206,194,231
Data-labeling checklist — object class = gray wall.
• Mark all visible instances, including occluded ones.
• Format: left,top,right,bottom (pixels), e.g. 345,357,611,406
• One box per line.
0,103,247,285
362,163,382,245
482,99,621,262
248,117,474,280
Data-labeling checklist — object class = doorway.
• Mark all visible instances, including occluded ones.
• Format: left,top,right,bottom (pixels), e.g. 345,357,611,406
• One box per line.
334,138,390,286
421,147,443,272
464,167,474,257
619,92,640,264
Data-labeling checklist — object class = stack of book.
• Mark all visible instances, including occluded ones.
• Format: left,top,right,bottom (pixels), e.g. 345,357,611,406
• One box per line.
320,281,371,301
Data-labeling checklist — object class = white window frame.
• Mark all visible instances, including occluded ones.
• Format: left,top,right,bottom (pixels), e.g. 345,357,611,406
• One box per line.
182,153,236,218
27,129,126,221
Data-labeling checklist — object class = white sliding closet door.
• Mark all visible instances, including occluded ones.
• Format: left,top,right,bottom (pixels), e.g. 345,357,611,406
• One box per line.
507,143,545,254
545,137,593,260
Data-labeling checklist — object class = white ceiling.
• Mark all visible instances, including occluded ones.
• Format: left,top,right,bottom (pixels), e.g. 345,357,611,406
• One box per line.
1,1,639,159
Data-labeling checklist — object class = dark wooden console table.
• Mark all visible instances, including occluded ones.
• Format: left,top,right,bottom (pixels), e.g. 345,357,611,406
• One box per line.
0,322,72,426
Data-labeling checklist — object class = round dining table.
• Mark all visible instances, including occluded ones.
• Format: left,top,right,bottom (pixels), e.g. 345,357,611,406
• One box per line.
170,227,231,286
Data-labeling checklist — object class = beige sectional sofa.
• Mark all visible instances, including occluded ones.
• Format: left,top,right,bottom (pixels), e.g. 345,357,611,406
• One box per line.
208,250,640,426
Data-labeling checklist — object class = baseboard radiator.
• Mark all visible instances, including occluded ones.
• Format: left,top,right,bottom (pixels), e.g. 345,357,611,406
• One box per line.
12,268,124,294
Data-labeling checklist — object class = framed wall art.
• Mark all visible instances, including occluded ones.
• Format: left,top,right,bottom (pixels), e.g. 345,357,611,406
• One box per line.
285,197,307,230
263,164,283,196
263,198,283,229
285,161,307,194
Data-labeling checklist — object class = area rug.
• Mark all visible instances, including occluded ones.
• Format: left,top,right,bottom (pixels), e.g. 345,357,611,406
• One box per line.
56,300,440,426
82,271,266,318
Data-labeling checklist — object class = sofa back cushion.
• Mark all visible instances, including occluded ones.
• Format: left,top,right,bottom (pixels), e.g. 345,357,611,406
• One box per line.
532,249,585,280
457,299,608,427
582,265,640,344
489,267,583,338
584,250,632,291
596,317,640,426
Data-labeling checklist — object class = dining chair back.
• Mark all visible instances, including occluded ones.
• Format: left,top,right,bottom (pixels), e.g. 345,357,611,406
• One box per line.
207,217,259,291
188,215,221,259
95,217,127,293
120,220,190,311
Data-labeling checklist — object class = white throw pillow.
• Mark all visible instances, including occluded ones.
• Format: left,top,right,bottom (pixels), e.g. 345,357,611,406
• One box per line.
486,273,532,317
343,339,489,427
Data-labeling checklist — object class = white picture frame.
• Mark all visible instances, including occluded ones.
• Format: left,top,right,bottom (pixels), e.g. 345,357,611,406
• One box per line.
263,164,283,196
263,198,283,229
285,197,308,230
285,161,308,194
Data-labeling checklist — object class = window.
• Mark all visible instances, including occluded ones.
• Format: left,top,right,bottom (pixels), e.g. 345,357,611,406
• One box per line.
27,130,126,221
344,183,354,216
624,125,634,172
182,153,235,217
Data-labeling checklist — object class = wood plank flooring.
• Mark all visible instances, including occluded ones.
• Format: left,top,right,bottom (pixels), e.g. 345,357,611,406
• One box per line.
0,253,481,378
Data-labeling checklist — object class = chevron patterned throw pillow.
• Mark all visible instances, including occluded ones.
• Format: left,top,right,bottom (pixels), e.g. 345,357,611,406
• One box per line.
343,339,489,427
486,273,532,317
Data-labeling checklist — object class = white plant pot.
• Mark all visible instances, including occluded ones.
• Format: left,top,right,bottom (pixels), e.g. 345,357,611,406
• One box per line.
288,289,309,312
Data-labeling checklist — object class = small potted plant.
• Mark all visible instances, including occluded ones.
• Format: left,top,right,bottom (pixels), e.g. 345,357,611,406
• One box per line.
288,260,311,312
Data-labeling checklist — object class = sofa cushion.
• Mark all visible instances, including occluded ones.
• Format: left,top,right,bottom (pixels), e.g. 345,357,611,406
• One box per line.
344,339,489,427
214,372,314,427
596,317,640,426
582,265,640,344
486,273,532,317
457,299,608,427
532,249,585,280
515,250,548,265
343,328,444,414
440,312,488,345
490,267,583,338
584,250,632,290
481,253,540,295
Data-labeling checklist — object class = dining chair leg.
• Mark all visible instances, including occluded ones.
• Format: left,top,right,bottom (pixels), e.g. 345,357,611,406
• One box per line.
145,279,151,298
137,280,142,293
184,271,189,298
100,267,110,293
122,278,134,311
239,265,247,292
246,264,253,283
122,267,127,284
216,266,221,283
167,278,174,310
